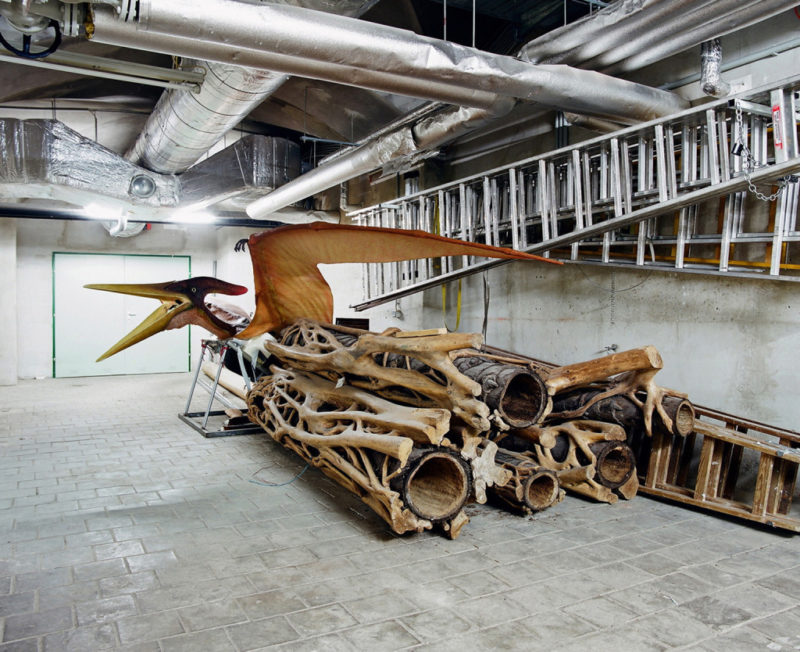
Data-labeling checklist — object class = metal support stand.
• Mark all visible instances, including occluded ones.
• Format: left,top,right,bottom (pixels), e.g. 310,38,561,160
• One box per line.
179,339,263,438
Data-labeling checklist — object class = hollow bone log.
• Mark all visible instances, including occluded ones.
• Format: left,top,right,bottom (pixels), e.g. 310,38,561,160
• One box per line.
505,420,638,503
247,366,471,536
489,447,563,514
545,346,686,436
270,319,490,433
452,355,549,428
552,390,695,438
390,448,472,525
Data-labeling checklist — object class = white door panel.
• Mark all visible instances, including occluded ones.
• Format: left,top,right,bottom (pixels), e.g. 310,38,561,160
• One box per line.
54,253,190,377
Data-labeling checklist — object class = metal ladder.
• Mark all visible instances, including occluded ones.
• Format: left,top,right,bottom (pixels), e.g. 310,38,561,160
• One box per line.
350,75,800,310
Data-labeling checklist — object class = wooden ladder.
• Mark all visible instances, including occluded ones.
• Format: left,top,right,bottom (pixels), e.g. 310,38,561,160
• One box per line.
638,406,800,532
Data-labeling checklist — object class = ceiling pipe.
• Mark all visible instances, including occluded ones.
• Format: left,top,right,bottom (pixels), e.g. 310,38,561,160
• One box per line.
88,0,685,121
700,39,730,98
599,0,799,74
563,112,625,134
244,0,791,218
125,1,379,176
246,99,515,219
127,65,288,173
520,0,674,65
522,0,796,72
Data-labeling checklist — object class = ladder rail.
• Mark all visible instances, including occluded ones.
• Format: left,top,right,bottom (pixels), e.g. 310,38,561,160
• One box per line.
352,76,800,306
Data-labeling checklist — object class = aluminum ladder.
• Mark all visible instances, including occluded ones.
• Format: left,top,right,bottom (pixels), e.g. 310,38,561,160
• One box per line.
349,75,800,310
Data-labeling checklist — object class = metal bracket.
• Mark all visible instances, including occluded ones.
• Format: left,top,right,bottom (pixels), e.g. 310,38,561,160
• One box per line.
179,339,263,438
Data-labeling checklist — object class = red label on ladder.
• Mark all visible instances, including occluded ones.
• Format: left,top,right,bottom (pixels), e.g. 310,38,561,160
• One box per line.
773,103,784,149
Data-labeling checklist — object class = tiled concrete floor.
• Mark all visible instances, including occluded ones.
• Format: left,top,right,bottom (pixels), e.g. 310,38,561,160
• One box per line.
1,373,798,651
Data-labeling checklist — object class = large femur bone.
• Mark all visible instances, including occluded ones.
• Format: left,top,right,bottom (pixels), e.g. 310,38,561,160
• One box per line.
452,355,549,428
269,320,490,433
247,365,472,536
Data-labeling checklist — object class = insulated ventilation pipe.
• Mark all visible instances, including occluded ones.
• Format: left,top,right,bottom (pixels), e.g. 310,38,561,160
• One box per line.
124,0,379,176
700,39,730,97
88,1,686,122
126,65,288,174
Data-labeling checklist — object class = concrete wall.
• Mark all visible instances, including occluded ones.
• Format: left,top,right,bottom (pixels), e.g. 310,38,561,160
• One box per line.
0,219,17,385
15,219,218,379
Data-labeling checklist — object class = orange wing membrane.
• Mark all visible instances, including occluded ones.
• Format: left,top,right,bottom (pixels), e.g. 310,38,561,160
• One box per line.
237,221,560,339
86,222,559,360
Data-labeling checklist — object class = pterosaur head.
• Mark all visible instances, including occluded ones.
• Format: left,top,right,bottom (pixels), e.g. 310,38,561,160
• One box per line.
85,277,248,361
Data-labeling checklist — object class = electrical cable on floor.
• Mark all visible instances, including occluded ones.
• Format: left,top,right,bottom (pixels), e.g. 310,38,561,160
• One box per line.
249,463,309,487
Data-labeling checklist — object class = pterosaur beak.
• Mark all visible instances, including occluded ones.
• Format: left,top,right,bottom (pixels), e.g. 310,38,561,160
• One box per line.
85,278,248,361
84,282,195,361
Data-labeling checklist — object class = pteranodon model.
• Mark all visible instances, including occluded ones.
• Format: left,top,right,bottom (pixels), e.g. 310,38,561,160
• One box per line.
87,221,560,360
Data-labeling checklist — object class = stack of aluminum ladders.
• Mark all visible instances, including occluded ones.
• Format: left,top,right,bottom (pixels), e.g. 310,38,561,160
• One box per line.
350,74,800,310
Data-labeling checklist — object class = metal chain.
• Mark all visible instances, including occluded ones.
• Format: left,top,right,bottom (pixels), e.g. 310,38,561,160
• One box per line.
734,101,786,202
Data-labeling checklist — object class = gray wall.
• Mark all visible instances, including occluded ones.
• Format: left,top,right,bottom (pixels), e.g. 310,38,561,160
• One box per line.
14,219,218,380
0,219,17,385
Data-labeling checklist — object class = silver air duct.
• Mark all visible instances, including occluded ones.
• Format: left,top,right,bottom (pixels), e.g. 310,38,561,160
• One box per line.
0,119,300,218
0,118,178,206
520,0,670,65
700,39,730,98
521,0,797,73
178,133,300,209
88,0,686,120
598,0,798,74
126,1,379,176
127,64,288,173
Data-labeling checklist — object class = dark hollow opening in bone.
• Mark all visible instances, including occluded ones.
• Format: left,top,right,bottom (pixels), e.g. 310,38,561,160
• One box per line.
500,373,547,427
404,453,469,522
672,400,696,436
524,472,560,511
550,434,570,463
595,443,634,488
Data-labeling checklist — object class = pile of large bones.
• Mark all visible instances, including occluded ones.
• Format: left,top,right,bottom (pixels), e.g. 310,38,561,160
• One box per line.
244,319,695,538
